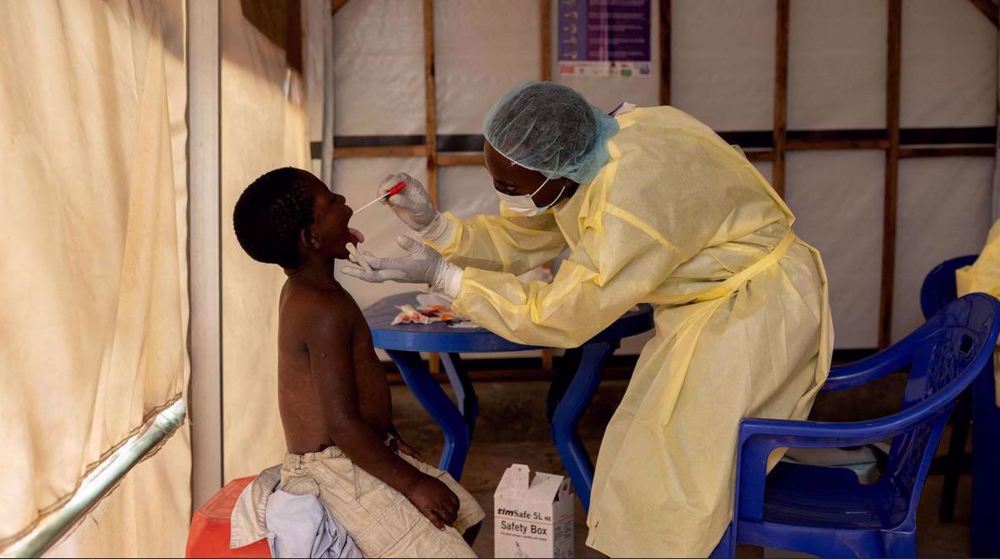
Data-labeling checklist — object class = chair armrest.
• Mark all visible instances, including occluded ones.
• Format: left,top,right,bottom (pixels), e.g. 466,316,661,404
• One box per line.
739,415,924,450
733,400,954,523
823,341,913,392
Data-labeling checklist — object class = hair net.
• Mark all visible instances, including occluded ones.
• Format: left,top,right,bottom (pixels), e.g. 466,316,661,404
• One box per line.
483,82,619,185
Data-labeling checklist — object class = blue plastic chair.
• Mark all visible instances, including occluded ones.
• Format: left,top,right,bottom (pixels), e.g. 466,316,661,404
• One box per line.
921,255,979,319
715,293,1000,557
920,255,979,522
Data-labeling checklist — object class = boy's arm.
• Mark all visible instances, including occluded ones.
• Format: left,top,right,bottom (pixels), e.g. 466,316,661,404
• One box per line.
387,425,424,461
305,309,459,528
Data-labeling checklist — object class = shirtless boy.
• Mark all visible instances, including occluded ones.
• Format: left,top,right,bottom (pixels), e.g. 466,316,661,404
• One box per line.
233,167,484,557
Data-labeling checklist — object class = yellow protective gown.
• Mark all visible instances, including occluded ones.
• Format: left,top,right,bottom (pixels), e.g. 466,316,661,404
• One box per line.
957,219,1000,405
427,106,833,557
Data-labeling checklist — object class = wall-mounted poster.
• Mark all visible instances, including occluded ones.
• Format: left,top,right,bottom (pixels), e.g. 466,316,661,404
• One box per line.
557,0,652,77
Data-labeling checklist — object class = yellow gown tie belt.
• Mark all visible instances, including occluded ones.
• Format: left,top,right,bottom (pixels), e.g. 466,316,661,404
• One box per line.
660,230,797,306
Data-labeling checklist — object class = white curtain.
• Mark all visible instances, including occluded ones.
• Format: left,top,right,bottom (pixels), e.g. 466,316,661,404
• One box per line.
221,0,311,480
0,0,190,555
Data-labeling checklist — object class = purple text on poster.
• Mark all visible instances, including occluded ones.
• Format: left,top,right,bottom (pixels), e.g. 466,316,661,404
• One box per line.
557,0,651,63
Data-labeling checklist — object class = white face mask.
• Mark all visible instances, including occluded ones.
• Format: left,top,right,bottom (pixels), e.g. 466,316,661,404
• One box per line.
495,176,566,217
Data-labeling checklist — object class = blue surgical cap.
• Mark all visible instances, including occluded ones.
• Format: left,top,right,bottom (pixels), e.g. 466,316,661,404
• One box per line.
483,82,619,185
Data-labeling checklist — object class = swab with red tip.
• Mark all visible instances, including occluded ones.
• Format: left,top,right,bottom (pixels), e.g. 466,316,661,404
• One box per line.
353,181,406,214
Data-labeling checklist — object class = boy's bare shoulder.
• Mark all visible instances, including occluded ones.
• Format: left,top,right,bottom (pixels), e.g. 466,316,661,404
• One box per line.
280,278,359,333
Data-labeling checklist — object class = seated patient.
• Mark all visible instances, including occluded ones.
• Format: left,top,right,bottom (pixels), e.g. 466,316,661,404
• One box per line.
233,167,484,558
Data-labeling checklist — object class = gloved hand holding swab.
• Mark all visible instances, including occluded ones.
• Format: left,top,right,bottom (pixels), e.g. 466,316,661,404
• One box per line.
352,181,406,214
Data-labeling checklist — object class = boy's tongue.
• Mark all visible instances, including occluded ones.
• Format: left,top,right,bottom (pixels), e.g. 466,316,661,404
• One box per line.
348,227,365,243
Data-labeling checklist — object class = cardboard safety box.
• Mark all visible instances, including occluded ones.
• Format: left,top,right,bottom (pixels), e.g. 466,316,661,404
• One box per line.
494,464,574,558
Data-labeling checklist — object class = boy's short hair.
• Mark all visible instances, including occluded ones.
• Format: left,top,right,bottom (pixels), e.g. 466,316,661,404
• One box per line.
233,167,318,269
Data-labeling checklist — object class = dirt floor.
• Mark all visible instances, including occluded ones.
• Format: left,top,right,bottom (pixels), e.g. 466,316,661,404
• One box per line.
391,378,972,557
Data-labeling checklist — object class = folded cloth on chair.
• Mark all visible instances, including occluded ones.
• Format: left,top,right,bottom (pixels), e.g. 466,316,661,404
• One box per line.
783,444,889,485
230,465,363,558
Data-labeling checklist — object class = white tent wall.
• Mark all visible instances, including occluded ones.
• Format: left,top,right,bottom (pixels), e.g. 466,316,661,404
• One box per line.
788,0,887,129
329,0,557,359
671,0,774,130
304,0,328,178
901,0,996,128
333,1,427,135
323,0,997,355
437,0,544,133
327,0,427,315
888,0,998,340
0,0,191,555
893,157,995,340
786,151,886,348
220,0,312,480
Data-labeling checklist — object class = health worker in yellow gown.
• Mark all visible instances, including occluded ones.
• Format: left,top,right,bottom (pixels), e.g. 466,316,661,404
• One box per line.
342,82,834,557
957,219,1000,405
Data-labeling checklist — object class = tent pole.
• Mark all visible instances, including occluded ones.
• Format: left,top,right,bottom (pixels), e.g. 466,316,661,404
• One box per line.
188,0,224,511
321,2,336,186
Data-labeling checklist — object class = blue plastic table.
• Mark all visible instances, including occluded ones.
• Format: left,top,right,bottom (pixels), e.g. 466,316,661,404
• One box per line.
364,291,654,506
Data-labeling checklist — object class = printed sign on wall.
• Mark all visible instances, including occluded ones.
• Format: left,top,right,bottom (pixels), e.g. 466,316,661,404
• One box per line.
558,0,652,77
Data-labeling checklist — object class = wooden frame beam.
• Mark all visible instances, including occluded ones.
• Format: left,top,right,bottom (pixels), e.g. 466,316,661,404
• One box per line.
327,128,993,159
660,0,671,105
899,146,995,158
541,0,552,81
422,0,443,374
772,0,789,197
879,0,902,348
438,153,484,167
745,150,775,162
786,138,890,151
423,0,439,205
331,0,350,16
736,144,996,163
541,0,554,371
333,145,427,158
969,0,999,26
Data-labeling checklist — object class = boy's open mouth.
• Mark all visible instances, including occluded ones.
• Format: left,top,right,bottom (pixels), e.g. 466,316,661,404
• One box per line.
348,227,365,244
